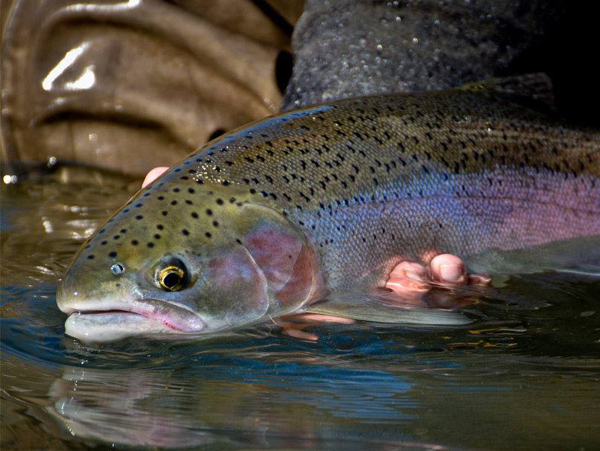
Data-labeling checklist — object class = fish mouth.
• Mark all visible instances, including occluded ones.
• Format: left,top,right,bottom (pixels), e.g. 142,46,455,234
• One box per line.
61,300,205,343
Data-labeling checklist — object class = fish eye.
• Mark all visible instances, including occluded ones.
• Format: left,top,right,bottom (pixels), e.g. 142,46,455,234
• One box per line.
158,266,186,291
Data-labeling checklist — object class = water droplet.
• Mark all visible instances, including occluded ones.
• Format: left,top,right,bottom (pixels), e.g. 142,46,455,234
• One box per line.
3,175,18,185
47,156,58,167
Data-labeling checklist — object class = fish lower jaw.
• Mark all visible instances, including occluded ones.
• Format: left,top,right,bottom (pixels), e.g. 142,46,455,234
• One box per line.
62,303,205,343
78,309,188,330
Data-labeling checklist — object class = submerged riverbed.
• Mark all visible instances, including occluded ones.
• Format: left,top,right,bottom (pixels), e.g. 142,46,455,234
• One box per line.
1,179,599,450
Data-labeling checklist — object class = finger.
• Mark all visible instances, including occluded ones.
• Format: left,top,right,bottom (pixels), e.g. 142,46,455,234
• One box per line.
284,328,319,341
385,261,431,300
142,166,170,188
388,261,429,281
430,254,467,284
468,274,492,285
276,321,319,341
386,275,430,296
289,313,356,324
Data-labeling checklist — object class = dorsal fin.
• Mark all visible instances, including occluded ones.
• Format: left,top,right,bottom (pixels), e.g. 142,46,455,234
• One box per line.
459,73,556,112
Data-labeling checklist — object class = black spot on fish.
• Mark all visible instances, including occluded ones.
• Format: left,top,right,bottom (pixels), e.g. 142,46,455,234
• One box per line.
188,188,195,194
206,209,213,216
212,221,219,227
131,240,139,245
120,229,127,233
147,242,154,248
191,212,199,219
182,229,190,236
174,188,180,193
154,234,161,239
101,240,107,245
205,232,212,238
136,215,143,220
109,252,117,258
87,255,95,260
162,211,168,216
113,235,120,240
216,199,224,205
171,201,178,206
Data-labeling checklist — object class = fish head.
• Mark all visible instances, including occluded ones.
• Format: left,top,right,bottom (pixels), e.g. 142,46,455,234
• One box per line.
57,180,319,343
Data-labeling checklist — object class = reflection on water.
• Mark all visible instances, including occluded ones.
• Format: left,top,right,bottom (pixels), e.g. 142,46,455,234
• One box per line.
1,179,600,450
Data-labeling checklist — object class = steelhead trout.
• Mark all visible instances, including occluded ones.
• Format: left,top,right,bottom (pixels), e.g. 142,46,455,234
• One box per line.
57,75,600,342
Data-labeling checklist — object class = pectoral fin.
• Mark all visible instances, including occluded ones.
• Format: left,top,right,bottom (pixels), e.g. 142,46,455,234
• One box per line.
303,290,472,326
467,236,600,276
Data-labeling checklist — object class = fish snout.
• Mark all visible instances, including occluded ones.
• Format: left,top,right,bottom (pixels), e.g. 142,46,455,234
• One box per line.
56,273,80,314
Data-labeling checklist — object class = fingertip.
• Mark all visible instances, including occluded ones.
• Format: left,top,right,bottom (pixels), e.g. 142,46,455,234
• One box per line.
431,254,463,269
285,329,319,341
431,254,465,283
468,274,492,286
142,167,170,188
386,276,430,294
389,261,427,279
299,314,356,324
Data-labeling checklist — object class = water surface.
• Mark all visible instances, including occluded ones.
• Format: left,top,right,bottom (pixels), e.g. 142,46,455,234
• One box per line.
1,178,599,450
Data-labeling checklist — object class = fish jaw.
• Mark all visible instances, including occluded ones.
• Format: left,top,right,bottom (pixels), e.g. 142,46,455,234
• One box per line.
59,301,206,343
57,278,206,343
64,312,192,343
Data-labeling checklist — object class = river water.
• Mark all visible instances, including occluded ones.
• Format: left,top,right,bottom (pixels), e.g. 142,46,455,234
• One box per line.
1,177,599,450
